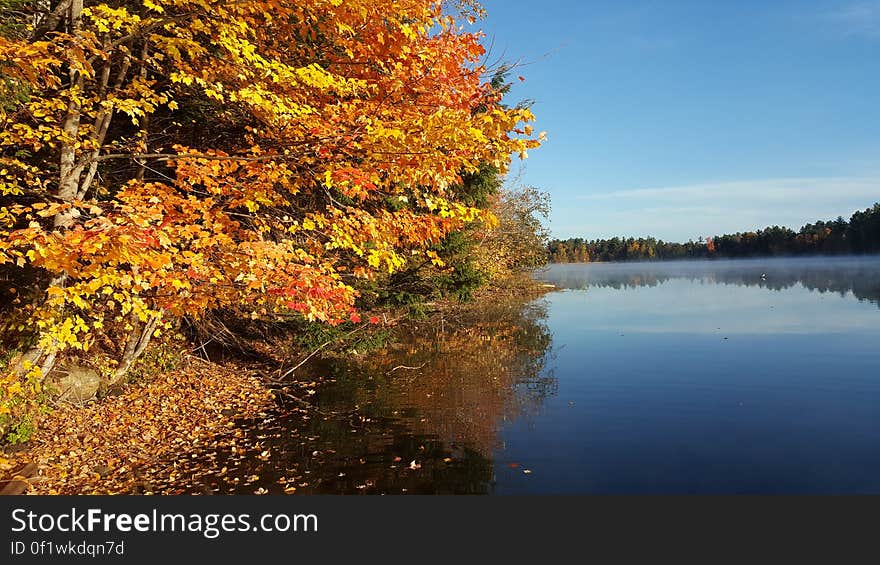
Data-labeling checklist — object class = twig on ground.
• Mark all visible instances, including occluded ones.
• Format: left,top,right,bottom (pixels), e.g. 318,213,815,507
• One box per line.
386,362,427,374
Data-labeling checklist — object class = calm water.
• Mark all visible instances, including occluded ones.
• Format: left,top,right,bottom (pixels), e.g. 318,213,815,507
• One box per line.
162,256,880,494
505,257,880,494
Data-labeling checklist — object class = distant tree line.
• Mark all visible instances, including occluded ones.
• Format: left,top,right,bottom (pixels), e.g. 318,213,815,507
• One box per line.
548,202,880,263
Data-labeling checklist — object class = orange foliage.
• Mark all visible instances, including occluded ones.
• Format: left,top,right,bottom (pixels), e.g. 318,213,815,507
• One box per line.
0,1,541,430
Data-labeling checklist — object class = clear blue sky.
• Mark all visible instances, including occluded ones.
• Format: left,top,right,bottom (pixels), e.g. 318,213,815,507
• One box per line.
479,0,880,241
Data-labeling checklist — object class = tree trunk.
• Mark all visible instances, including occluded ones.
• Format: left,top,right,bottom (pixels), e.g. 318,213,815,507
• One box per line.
30,0,72,42
78,37,132,200
55,0,84,229
111,312,162,384
135,41,150,181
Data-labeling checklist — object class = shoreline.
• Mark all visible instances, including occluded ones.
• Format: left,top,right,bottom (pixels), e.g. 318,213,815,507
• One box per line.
1,276,551,495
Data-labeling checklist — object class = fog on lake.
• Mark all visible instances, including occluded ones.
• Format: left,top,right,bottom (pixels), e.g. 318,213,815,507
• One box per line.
517,256,880,493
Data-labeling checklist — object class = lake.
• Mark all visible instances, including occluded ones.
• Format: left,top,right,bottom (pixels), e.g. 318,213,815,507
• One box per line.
505,256,880,494
158,256,880,494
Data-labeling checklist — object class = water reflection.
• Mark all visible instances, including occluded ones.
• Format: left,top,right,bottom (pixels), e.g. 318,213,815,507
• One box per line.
151,294,555,494
540,256,880,307
149,256,880,494
491,256,880,494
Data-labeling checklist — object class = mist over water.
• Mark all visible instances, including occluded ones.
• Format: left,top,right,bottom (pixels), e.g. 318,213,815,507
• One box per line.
539,256,880,307
497,256,880,493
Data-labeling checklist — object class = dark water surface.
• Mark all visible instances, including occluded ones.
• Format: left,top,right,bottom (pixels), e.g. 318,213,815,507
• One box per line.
167,256,880,494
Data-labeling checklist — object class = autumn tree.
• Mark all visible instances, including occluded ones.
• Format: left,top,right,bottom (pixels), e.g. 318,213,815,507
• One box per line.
0,0,541,437
472,184,550,279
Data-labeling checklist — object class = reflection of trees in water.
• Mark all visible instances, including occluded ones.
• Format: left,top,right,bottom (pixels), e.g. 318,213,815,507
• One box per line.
148,294,556,494
291,297,556,493
542,259,880,307
321,297,556,458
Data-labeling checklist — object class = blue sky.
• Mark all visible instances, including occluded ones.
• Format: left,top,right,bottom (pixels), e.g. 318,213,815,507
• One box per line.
478,0,880,241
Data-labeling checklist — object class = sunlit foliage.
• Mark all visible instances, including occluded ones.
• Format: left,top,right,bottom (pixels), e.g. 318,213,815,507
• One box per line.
0,0,542,437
